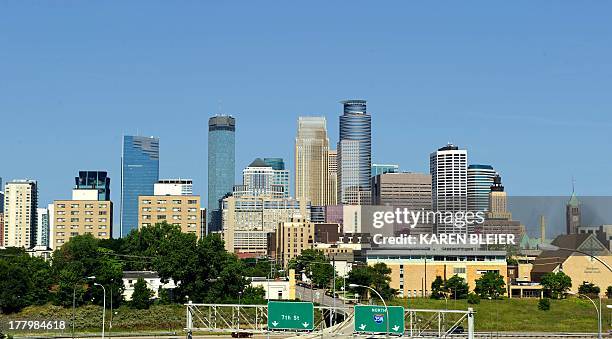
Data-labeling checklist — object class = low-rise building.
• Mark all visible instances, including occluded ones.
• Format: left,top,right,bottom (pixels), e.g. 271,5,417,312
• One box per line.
366,248,507,298
531,233,612,297
122,271,176,301
249,270,296,300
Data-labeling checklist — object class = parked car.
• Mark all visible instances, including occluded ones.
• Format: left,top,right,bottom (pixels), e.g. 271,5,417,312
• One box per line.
231,331,253,338
449,325,464,334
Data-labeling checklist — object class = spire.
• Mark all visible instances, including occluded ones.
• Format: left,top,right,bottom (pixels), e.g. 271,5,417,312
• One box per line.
568,178,580,207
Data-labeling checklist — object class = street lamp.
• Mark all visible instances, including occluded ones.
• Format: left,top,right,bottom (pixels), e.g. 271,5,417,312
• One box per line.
93,283,107,339
537,244,612,272
72,276,96,339
567,291,602,339
237,291,242,330
349,284,389,338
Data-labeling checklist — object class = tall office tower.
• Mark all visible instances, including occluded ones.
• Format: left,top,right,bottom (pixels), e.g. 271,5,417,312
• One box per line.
36,208,50,248
467,164,497,212
476,175,524,239
371,164,399,177
3,180,38,248
327,150,338,205
0,212,4,246
154,179,193,196
75,171,111,201
264,158,290,198
121,136,159,237
295,117,330,206
486,175,511,220
430,144,467,234
371,172,432,209
208,115,235,233
0,176,4,211
566,189,581,235
337,100,372,205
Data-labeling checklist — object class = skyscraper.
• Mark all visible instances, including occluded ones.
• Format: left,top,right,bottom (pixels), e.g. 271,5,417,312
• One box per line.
327,150,338,205
264,158,290,198
430,144,467,234
3,180,38,248
208,115,235,232
295,117,330,206
337,100,372,205
36,207,50,248
467,164,497,212
121,135,159,237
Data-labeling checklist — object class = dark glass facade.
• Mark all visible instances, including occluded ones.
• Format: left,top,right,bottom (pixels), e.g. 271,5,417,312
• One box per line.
75,171,111,201
208,116,235,232
120,135,159,237
263,157,285,170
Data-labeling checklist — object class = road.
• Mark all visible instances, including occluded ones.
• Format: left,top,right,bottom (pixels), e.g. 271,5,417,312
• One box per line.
295,285,345,309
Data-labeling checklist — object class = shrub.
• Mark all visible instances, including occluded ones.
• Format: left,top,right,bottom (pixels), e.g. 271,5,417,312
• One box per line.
467,293,480,304
538,298,551,311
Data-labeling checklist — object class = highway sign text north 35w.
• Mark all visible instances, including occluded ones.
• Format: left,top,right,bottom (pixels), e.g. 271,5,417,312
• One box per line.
267,301,314,331
354,305,405,335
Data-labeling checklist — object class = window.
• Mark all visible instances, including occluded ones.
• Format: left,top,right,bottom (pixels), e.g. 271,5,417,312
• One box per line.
453,267,466,274
188,200,197,204
172,215,181,220
85,211,94,215
172,207,181,212
157,215,166,220
142,200,152,205
157,207,166,212
85,204,94,208
157,200,166,204
99,211,107,215
99,204,108,208
70,204,79,208
70,211,79,215
172,199,182,204
70,218,79,222
57,204,66,208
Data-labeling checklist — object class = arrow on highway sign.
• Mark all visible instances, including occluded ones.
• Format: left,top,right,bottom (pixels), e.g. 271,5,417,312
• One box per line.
392,325,400,331
271,321,278,327
302,322,309,328
359,324,366,330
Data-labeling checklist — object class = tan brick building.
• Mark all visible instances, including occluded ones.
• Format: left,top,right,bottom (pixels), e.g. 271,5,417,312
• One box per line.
366,249,508,298
52,200,113,248
138,195,201,239
276,216,314,267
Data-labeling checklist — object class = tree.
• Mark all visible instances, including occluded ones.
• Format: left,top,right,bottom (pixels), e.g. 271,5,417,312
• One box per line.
445,275,469,299
607,286,612,299
52,234,124,307
430,276,446,299
288,249,335,289
0,248,53,313
130,278,154,309
540,272,572,299
474,271,505,299
347,263,396,301
577,281,600,296
538,298,551,311
467,293,480,304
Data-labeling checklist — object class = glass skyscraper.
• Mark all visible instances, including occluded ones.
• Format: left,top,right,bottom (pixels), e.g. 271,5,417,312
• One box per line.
120,135,159,237
337,99,372,205
467,164,497,212
208,115,235,232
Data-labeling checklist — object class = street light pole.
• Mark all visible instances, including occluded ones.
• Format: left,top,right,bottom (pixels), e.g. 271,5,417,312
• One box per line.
73,276,96,339
93,283,106,339
349,284,389,339
569,292,602,339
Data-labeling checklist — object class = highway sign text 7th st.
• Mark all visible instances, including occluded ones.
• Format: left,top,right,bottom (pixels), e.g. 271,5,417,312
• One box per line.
267,301,314,331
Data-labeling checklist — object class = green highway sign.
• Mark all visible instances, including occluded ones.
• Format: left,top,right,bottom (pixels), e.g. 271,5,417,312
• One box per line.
267,301,314,331
354,305,405,335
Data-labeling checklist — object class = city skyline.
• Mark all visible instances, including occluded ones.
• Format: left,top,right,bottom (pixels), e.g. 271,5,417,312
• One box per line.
2,2,612,239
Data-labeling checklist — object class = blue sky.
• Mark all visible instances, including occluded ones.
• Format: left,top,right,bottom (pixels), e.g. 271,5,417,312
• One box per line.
1,1,611,224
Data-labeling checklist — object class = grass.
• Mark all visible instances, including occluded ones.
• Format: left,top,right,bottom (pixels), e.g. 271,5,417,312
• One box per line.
2,299,611,335
389,297,612,333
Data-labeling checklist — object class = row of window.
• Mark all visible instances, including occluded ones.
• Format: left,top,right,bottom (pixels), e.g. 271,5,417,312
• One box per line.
140,223,197,228
141,199,198,205
141,207,198,212
56,203,109,209
57,218,107,222
142,215,197,220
